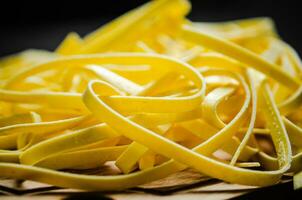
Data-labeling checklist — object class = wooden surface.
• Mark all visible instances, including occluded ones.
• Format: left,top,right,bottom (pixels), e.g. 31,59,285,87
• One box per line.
0,169,296,200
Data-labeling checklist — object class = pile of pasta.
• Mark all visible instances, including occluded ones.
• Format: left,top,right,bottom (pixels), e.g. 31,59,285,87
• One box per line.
1,0,302,191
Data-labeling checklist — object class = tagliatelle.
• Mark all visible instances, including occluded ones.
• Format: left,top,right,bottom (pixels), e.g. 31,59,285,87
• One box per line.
0,0,302,192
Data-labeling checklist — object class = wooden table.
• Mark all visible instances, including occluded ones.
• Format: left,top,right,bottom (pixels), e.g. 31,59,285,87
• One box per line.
0,169,299,199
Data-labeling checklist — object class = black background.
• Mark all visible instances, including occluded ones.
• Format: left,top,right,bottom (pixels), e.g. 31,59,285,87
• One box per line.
1,0,302,198
0,0,302,57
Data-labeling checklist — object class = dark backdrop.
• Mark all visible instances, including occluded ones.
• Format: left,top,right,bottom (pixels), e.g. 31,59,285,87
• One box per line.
0,0,301,57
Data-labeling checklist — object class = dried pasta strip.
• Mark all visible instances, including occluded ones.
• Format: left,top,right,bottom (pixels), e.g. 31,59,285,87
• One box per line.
230,69,258,165
202,87,236,128
181,25,301,89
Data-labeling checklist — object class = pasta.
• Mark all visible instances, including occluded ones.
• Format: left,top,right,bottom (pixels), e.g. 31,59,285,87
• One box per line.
1,0,302,191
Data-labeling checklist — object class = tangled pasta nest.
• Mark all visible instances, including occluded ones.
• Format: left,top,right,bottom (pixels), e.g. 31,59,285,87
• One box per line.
1,0,302,191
